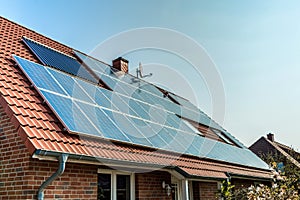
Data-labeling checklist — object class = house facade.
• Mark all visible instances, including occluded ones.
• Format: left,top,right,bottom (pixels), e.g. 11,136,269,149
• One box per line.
0,17,272,200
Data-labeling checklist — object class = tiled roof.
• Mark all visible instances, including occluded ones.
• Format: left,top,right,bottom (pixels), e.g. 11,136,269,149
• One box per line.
261,137,300,169
0,16,271,180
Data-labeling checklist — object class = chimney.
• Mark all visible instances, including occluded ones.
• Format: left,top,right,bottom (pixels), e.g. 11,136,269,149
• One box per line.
112,57,128,73
267,133,274,142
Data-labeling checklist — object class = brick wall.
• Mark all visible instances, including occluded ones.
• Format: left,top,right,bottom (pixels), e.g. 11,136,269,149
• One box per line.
198,181,218,200
192,181,200,199
0,105,32,199
0,105,98,199
29,161,98,200
135,170,172,200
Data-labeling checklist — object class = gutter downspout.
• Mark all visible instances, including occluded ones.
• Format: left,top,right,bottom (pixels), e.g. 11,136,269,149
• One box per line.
226,172,231,182
37,154,68,200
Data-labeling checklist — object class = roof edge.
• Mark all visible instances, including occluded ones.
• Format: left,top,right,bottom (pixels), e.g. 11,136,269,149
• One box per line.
228,172,273,182
0,16,77,55
33,149,271,180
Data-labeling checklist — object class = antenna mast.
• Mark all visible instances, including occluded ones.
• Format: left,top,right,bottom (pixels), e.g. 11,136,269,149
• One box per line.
136,62,153,78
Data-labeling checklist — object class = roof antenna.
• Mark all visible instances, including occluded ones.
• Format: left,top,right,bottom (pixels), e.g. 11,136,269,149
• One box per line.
136,62,152,78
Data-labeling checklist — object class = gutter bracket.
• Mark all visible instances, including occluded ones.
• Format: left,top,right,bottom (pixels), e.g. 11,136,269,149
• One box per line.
37,153,68,200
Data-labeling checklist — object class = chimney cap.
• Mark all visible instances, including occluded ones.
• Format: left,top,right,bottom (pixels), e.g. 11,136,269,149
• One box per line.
267,133,274,142
112,57,129,73
113,57,129,63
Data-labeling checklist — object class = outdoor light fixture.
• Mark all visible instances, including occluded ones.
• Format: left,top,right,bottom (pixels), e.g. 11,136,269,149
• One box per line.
162,181,172,196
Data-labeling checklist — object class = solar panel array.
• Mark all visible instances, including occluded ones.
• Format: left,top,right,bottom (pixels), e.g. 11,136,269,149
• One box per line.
14,55,269,169
22,37,98,83
74,50,245,148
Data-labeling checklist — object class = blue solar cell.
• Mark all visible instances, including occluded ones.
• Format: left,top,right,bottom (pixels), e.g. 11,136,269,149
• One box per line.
143,124,169,148
23,37,98,83
95,88,119,110
101,109,153,147
147,134,168,148
74,50,112,74
125,116,163,140
97,73,117,89
118,74,164,97
114,82,139,97
174,118,197,134
147,105,169,125
129,117,150,128
180,108,214,127
47,68,95,104
131,89,152,104
164,137,186,152
223,131,245,148
117,74,139,86
128,99,150,120
139,83,165,97
175,131,197,150
40,90,100,136
200,140,260,166
13,56,67,95
163,114,180,128
185,136,203,156
108,93,137,116
169,93,199,111
75,101,130,142
146,124,183,150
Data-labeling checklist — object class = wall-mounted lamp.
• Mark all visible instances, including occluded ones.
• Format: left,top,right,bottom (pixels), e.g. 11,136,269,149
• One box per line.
162,181,172,196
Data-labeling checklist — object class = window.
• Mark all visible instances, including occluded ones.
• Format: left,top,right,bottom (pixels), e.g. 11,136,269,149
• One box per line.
98,170,134,200
98,173,112,200
117,174,131,200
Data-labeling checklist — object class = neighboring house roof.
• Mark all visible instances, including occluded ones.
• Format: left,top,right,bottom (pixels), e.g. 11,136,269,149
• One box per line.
0,16,271,180
250,133,300,169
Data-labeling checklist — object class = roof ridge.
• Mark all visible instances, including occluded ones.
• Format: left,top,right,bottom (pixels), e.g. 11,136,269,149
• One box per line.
266,139,300,168
274,141,300,153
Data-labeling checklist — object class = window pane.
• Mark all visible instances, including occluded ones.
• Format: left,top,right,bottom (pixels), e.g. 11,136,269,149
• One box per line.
117,174,130,200
98,173,111,200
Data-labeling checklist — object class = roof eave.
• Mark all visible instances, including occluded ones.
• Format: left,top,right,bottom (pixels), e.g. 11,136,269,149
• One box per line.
33,149,271,181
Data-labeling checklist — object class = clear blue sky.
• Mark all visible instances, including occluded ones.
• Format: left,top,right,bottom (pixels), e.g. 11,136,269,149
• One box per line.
1,0,300,150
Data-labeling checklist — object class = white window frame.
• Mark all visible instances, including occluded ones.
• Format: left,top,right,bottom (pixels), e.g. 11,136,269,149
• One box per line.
171,175,181,200
98,169,135,200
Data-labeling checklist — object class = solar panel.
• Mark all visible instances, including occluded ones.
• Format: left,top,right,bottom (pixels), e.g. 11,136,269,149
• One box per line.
13,55,269,169
169,93,199,111
47,68,95,104
73,51,225,127
73,51,248,148
168,93,245,147
40,90,100,136
21,41,243,148
75,101,130,142
13,55,67,95
74,50,172,99
73,50,112,74
22,37,98,83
